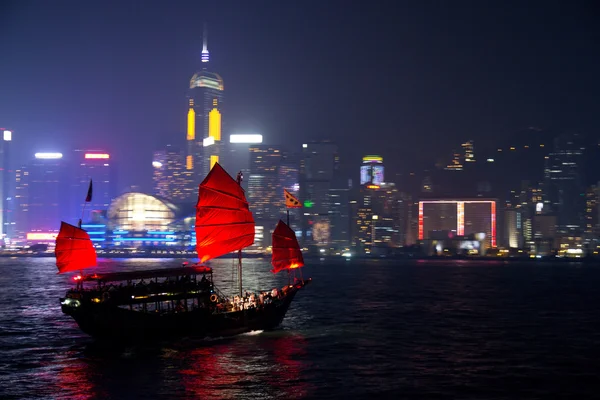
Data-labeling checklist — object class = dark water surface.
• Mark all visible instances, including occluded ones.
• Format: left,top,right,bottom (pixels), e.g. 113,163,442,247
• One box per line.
1,257,600,399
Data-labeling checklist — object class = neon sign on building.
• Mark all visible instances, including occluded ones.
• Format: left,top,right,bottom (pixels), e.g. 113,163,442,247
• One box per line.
84,153,110,159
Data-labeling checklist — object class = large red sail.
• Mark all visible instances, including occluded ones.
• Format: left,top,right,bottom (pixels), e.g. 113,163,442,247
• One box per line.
55,221,97,274
271,220,304,274
195,163,255,263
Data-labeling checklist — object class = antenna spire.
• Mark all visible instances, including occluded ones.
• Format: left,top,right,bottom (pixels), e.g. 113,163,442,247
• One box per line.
201,23,209,64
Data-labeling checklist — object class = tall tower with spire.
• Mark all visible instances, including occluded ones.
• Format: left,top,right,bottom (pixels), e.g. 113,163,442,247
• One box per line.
186,24,224,182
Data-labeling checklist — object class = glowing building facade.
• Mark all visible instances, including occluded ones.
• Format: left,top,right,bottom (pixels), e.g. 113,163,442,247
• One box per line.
18,153,69,235
585,184,599,236
152,145,195,202
300,141,339,246
221,134,264,192
543,134,585,234
106,192,192,247
0,129,13,239
462,140,476,163
70,150,117,223
354,183,403,253
328,188,351,248
360,155,384,185
248,145,284,247
418,199,497,249
504,208,523,248
187,27,224,182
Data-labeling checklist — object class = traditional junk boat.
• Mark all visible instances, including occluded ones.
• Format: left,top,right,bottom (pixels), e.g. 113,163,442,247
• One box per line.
58,163,310,341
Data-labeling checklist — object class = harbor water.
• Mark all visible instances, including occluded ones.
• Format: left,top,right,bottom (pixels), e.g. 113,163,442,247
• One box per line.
1,257,600,399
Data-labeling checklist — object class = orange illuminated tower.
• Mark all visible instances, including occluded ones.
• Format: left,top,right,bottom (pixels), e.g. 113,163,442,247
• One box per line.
187,24,224,181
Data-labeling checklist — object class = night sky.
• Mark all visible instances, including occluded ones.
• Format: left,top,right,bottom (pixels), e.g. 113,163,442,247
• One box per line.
1,0,598,191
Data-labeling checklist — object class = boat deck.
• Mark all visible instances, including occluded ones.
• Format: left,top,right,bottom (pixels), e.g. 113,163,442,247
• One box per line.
80,265,213,283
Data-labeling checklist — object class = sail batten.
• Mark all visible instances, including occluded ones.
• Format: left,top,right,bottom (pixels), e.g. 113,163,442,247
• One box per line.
55,221,97,274
195,163,255,263
271,220,304,274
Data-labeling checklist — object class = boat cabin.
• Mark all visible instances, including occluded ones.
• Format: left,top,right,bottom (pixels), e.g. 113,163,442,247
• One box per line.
65,264,216,313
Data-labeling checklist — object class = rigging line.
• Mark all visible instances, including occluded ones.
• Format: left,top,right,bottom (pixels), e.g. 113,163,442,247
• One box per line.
231,256,236,295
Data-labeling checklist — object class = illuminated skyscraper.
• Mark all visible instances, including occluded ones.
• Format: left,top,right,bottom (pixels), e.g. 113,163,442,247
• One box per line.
300,141,339,246
152,145,194,202
328,188,351,248
360,155,384,185
248,145,283,223
0,129,13,239
279,151,301,231
221,134,264,191
584,184,599,236
19,153,69,235
445,150,463,171
187,25,224,181
504,208,524,248
544,133,585,234
353,183,402,253
70,150,117,222
462,140,476,163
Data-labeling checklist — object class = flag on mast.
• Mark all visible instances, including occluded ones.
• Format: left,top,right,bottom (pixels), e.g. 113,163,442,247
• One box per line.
85,179,93,202
284,189,301,208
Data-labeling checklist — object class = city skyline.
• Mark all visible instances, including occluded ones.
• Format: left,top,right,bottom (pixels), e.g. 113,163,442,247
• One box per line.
1,0,598,192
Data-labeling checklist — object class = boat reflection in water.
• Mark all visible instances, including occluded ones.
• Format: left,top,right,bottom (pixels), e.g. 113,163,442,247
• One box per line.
179,333,312,399
52,351,101,400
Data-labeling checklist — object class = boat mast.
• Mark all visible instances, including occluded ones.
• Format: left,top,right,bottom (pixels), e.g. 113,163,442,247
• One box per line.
236,171,244,297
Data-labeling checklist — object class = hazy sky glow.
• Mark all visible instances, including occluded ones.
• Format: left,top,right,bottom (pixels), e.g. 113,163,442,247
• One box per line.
0,0,598,191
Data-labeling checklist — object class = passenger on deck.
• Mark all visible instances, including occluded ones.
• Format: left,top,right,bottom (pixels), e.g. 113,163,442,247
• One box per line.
199,275,210,290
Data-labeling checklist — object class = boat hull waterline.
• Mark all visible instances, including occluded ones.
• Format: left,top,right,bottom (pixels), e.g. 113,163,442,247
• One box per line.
61,281,309,341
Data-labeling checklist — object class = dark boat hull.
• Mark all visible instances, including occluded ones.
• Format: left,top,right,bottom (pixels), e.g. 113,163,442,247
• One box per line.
61,284,306,342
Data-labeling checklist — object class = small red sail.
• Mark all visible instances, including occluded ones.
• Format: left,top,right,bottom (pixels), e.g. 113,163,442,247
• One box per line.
195,163,255,263
271,220,304,274
55,221,97,274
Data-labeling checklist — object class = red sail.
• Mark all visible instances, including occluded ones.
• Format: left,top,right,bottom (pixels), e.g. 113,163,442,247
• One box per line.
195,163,255,263
271,220,304,274
55,221,97,274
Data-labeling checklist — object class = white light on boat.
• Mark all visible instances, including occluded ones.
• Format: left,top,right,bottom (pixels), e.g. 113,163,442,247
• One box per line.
342,252,352,257
61,298,81,307
35,152,63,159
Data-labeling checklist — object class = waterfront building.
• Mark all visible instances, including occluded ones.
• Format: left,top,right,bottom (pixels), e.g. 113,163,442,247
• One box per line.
418,198,497,251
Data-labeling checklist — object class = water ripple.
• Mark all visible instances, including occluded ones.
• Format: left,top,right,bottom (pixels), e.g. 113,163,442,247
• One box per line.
2,258,600,398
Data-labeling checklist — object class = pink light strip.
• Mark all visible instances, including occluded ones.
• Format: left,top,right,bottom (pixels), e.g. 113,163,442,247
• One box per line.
491,201,496,247
418,202,424,240
457,201,464,235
